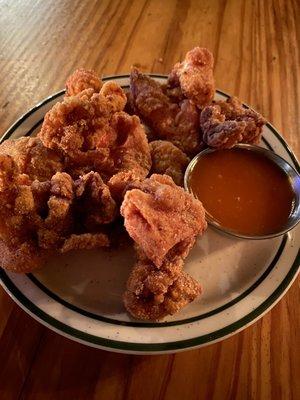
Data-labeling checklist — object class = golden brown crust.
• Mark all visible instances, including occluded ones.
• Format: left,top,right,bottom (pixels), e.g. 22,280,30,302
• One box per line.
130,68,201,155
123,256,201,321
107,170,142,203
65,68,102,96
74,171,117,228
168,47,215,108
100,81,127,113
0,240,47,273
0,157,117,272
201,97,266,148
149,140,190,186
61,233,109,253
0,137,64,181
38,88,150,180
121,174,207,267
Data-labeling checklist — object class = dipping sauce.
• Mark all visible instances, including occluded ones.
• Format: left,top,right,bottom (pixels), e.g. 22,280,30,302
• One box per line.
187,148,295,235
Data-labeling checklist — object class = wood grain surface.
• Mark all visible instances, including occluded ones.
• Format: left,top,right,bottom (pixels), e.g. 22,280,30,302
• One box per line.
0,0,299,399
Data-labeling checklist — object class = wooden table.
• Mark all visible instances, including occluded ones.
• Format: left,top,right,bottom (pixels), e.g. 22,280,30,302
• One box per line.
0,0,299,399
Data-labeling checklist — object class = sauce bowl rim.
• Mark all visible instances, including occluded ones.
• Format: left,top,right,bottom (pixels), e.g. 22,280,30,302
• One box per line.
184,143,300,240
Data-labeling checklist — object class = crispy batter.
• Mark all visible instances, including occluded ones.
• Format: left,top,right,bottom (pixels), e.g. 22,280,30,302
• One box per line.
121,174,207,267
161,84,185,103
61,233,109,253
124,257,201,320
74,171,117,229
100,81,127,113
127,253,183,296
110,112,151,178
38,83,127,175
163,272,201,314
65,68,102,96
0,155,49,272
108,170,142,203
37,172,74,249
0,240,47,273
38,93,114,173
0,155,40,248
0,155,117,272
38,85,150,180
130,68,201,155
0,137,64,181
168,47,215,108
201,97,266,148
149,140,190,186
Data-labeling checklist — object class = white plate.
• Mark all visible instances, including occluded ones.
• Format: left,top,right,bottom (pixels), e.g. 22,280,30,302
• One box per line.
0,75,299,354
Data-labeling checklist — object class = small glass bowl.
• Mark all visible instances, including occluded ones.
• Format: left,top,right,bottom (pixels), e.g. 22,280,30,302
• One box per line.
184,143,300,240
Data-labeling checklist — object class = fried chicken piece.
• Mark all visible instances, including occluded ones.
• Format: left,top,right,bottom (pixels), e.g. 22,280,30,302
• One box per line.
65,68,102,96
0,240,47,273
163,272,201,314
61,233,109,253
110,112,151,178
0,158,77,252
126,253,183,297
0,155,48,272
161,84,185,104
168,47,215,108
121,174,207,267
37,172,74,249
100,81,127,113
0,155,39,247
123,256,201,320
38,85,127,175
149,140,190,186
38,94,113,172
33,172,116,252
130,68,201,155
0,137,64,181
200,97,266,148
0,156,117,272
107,170,142,203
200,105,245,148
74,172,117,229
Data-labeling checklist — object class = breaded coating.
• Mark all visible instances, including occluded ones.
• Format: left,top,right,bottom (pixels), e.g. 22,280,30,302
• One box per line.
149,140,190,186
0,240,47,273
0,155,48,272
0,137,64,181
38,84,150,180
38,94,115,173
161,84,185,104
61,233,109,253
126,254,183,297
168,47,215,108
39,88,125,175
120,174,207,267
201,97,266,148
100,81,127,113
0,155,40,248
124,256,201,320
65,68,102,96
0,154,117,272
108,170,142,203
110,112,151,178
130,68,201,155
37,172,74,249
74,171,117,229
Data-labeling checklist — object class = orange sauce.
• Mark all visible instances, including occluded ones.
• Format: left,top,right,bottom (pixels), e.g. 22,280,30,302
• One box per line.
187,148,295,235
